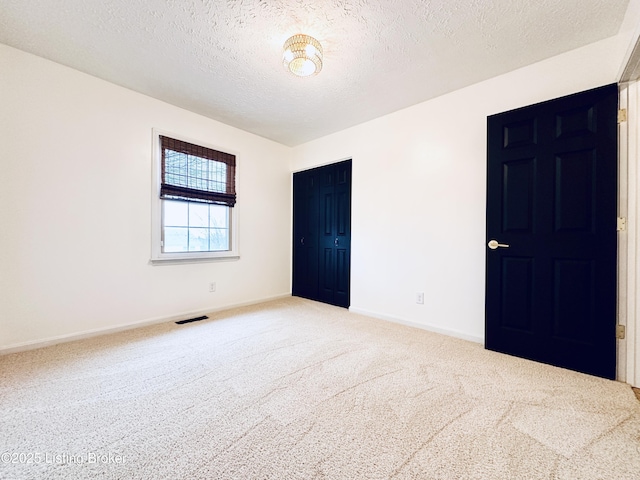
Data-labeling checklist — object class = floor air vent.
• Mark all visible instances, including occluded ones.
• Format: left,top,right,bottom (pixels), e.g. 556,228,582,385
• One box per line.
175,315,209,325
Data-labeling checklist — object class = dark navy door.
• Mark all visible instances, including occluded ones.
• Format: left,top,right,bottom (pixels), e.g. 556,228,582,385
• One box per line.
485,84,618,379
293,160,351,308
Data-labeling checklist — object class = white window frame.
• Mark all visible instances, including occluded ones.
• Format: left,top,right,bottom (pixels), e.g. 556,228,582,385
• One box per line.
150,128,239,264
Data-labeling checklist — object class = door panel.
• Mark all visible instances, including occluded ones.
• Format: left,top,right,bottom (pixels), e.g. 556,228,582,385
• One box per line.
319,170,336,305
333,161,352,307
503,118,537,148
337,191,348,236
317,160,352,307
554,150,595,232
322,193,332,235
292,170,319,300
502,158,535,233
500,257,534,333
555,106,595,138
553,259,594,343
321,248,334,292
486,84,617,379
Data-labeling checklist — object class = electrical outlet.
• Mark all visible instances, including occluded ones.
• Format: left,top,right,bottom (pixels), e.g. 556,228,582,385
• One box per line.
416,292,424,304
209,282,216,293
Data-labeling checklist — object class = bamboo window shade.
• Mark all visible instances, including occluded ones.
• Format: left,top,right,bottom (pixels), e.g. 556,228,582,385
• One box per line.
160,135,236,207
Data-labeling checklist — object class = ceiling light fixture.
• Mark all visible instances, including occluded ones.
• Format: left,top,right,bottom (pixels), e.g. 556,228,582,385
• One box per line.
282,34,323,77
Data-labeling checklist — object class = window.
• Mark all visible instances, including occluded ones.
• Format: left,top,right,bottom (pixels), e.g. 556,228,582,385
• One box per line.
151,130,239,263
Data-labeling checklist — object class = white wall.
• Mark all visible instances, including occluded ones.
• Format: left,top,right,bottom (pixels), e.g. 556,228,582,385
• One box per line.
291,35,628,343
0,44,292,352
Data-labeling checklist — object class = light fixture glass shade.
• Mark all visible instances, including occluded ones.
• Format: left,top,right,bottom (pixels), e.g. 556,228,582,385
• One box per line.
283,34,323,77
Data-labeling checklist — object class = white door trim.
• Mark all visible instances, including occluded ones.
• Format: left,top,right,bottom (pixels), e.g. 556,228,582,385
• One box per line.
619,81,639,387
628,81,639,388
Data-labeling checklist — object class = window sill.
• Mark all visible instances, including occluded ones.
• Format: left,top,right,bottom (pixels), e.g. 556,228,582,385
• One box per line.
149,253,240,265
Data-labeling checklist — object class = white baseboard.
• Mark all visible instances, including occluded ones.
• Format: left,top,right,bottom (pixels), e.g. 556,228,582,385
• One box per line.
348,306,484,344
0,293,292,356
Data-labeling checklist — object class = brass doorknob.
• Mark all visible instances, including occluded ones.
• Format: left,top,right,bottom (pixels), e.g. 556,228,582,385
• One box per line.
488,240,509,250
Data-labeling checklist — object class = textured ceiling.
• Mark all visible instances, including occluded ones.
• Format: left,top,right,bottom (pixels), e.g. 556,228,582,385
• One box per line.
0,0,630,146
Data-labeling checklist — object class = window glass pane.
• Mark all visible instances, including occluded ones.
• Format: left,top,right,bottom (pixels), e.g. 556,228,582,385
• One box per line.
189,202,209,227
164,200,188,227
164,227,188,252
199,157,211,190
187,155,203,190
188,228,209,252
208,162,227,192
210,204,228,228
210,228,229,251
165,150,187,187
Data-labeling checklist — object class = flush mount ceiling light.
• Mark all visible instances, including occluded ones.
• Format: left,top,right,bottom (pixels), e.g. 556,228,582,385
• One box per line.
282,34,323,77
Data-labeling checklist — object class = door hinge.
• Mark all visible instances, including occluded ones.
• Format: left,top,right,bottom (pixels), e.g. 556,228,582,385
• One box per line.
617,217,627,231
618,109,628,123
616,325,626,340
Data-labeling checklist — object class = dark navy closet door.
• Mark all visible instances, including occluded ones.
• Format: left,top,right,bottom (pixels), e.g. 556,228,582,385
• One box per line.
293,160,351,308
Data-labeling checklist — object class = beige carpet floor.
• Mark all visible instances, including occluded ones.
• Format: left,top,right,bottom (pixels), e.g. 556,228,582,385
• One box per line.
1,297,639,479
